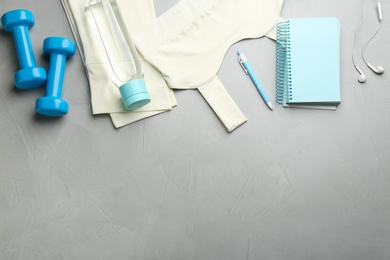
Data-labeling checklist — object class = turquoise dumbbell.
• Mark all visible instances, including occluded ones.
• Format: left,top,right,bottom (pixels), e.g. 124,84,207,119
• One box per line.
1,9,46,89
35,37,76,117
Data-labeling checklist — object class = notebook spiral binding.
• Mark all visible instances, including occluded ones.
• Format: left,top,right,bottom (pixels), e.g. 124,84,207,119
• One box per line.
275,21,292,104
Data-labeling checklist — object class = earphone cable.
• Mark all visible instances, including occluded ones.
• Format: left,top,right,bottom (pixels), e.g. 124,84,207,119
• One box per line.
352,0,366,74
361,4,383,67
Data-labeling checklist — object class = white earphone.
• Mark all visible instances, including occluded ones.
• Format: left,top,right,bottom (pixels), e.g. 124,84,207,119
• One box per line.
355,65,367,83
365,62,384,74
362,1,384,75
378,1,383,20
353,0,384,83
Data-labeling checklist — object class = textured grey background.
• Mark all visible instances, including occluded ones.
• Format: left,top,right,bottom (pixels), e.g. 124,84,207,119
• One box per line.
1,0,390,259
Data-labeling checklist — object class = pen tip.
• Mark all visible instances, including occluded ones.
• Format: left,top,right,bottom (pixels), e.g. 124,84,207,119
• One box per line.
237,50,241,55
267,102,273,110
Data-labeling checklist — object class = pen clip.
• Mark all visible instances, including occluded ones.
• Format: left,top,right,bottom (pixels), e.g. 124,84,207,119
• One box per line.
238,56,248,74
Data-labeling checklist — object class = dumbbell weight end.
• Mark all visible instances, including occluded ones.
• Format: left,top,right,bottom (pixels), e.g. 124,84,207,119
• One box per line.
15,67,47,90
35,96,69,117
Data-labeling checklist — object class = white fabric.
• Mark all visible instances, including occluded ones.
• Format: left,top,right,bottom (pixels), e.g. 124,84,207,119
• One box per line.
61,0,176,128
134,0,284,88
198,77,247,132
133,0,284,132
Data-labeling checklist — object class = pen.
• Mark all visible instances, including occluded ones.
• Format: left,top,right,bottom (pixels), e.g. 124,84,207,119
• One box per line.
237,50,273,110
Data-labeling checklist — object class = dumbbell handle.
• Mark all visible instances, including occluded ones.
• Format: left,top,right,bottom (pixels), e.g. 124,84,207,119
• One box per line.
46,53,66,98
12,25,36,69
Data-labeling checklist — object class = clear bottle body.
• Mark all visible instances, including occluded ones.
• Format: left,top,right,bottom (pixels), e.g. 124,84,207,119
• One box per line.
85,0,150,110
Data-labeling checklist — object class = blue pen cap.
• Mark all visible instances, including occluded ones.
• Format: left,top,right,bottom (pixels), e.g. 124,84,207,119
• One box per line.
119,79,151,110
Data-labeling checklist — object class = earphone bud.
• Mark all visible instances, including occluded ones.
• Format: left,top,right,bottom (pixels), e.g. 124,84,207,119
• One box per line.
366,62,384,74
377,1,383,21
355,65,367,83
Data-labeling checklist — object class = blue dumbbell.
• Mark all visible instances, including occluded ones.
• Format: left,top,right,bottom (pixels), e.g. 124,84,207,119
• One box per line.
35,37,76,117
1,9,46,89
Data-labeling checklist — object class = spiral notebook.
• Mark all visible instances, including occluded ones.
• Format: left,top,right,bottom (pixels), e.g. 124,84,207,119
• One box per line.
275,17,341,110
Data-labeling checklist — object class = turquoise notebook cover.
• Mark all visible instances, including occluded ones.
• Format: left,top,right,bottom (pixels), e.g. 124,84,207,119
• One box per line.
283,17,340,106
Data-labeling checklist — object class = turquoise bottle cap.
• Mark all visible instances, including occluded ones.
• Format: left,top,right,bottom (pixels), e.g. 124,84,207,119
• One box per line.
119,79,151,110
